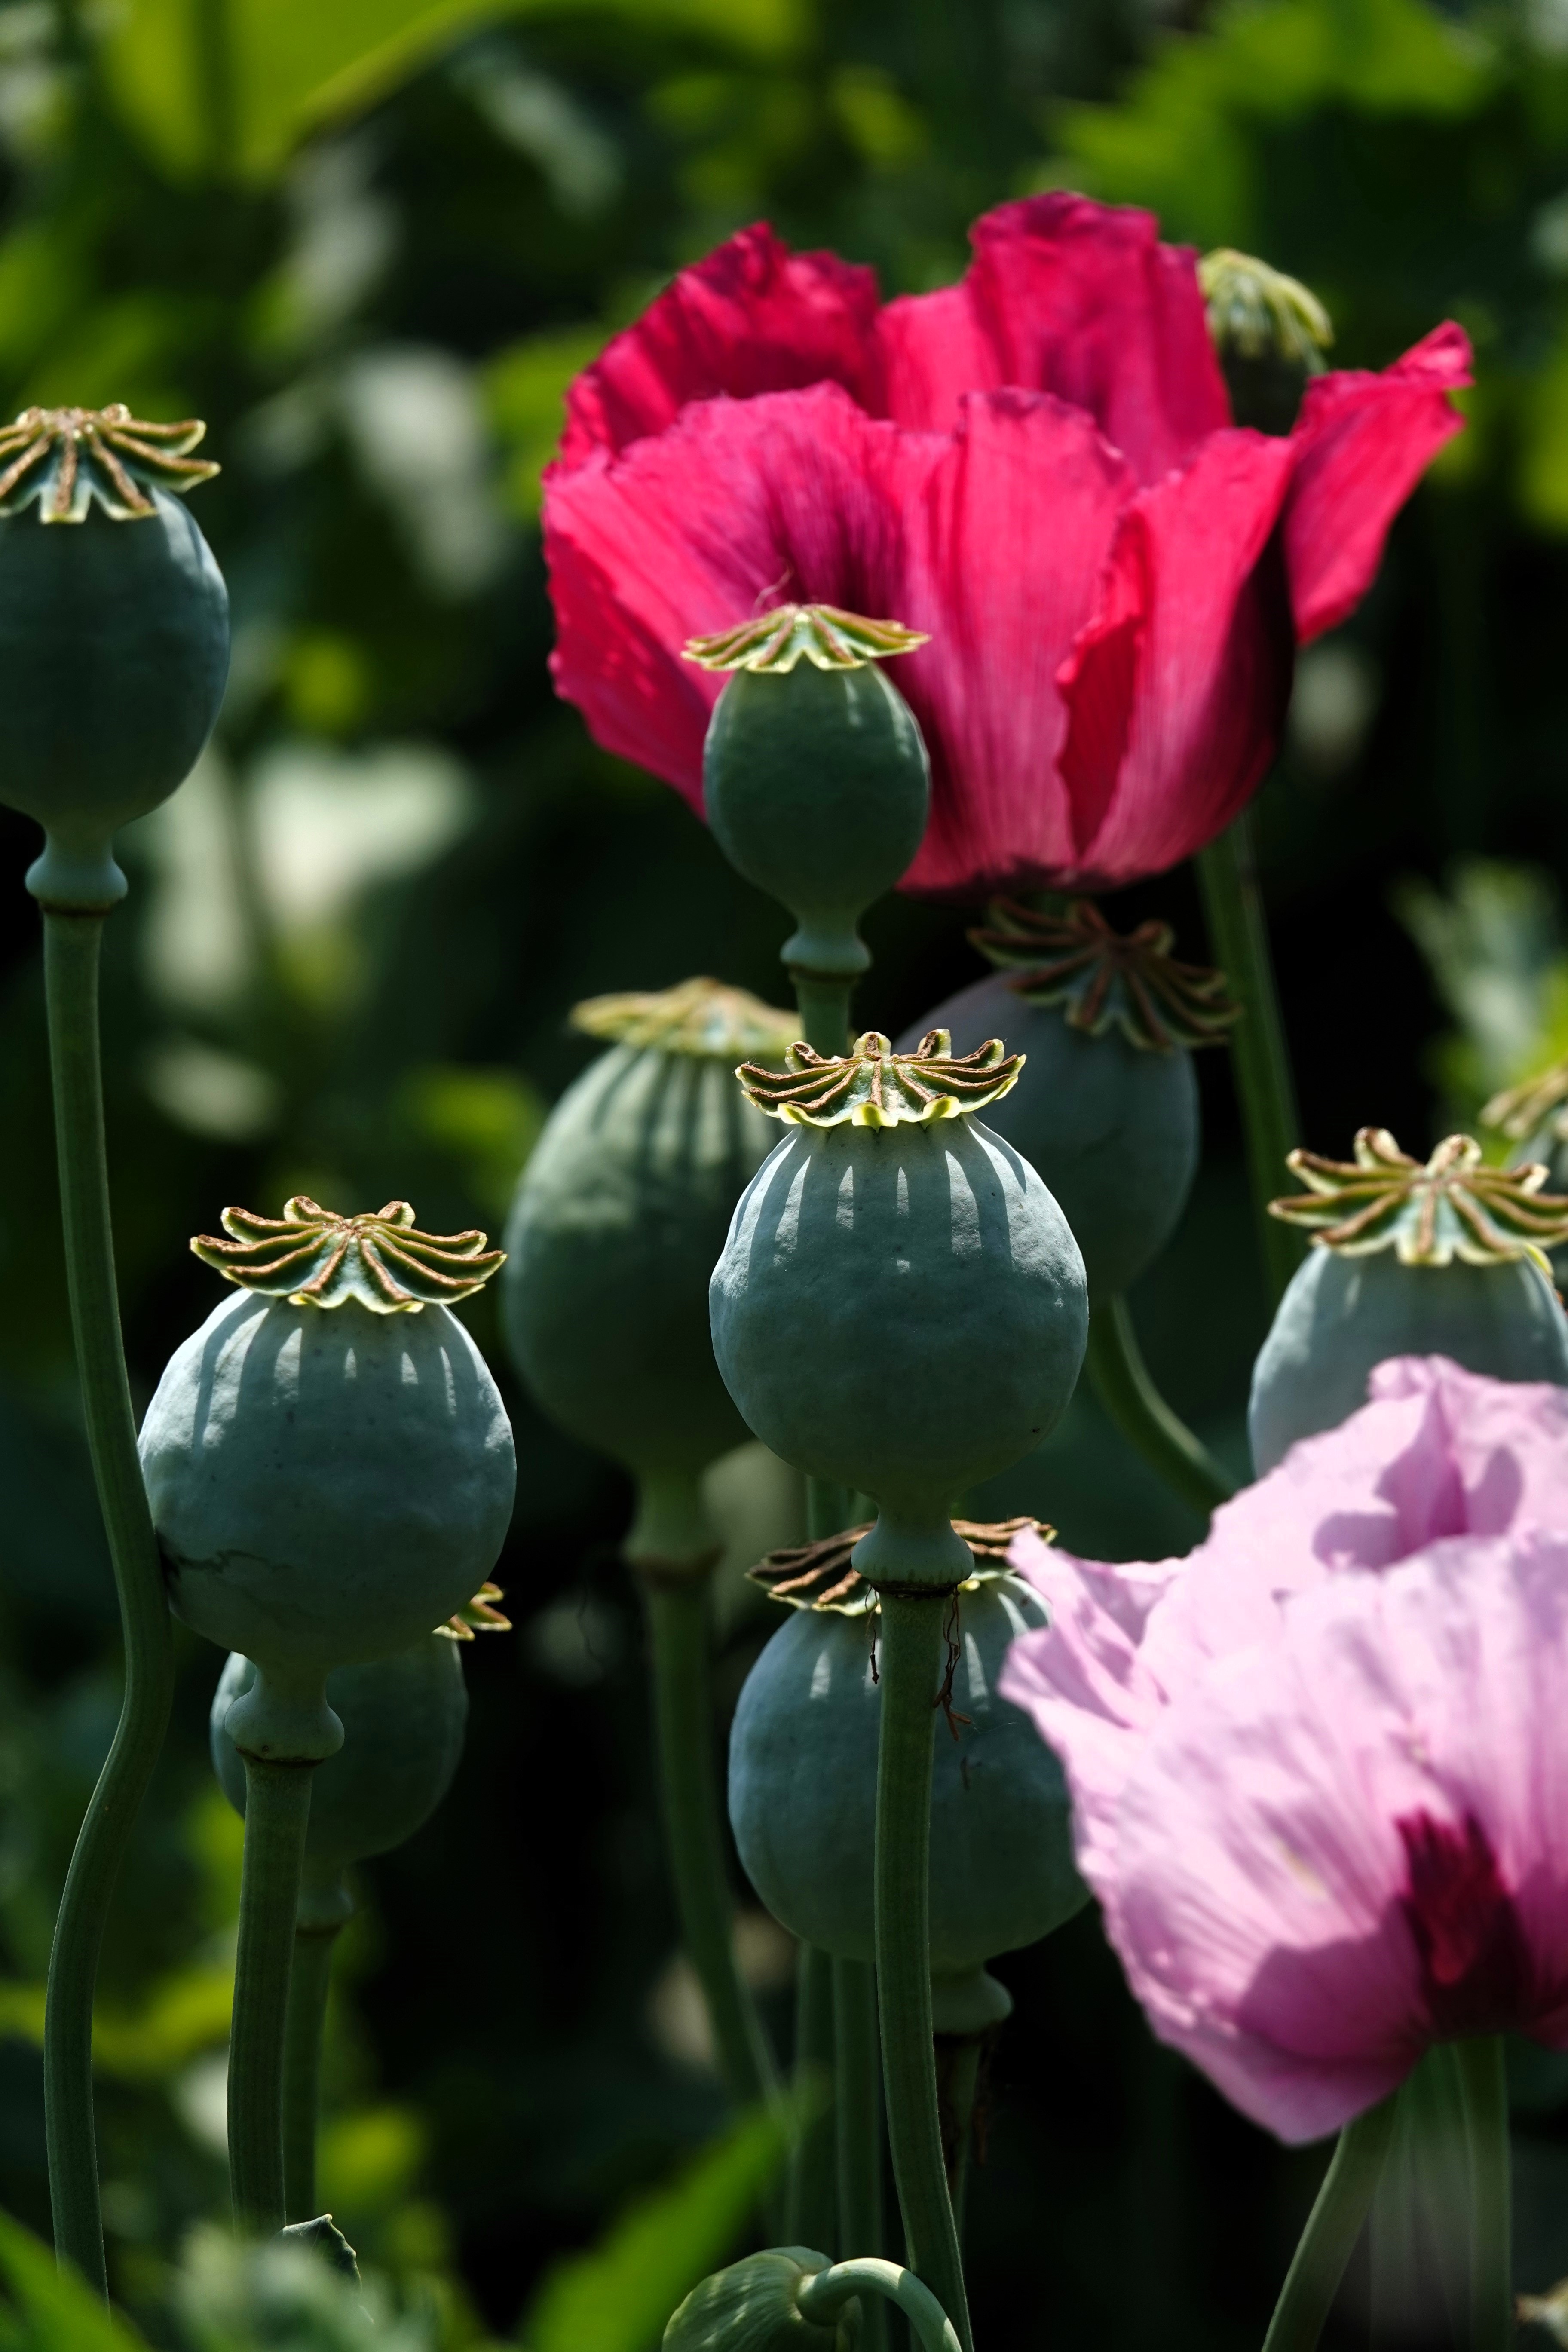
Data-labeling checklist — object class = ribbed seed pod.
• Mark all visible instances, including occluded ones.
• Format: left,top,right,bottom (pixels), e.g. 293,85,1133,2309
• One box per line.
0,405,230,909
1251,1129,1568,1473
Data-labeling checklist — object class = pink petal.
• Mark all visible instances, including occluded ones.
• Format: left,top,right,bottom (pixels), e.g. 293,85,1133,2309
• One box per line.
557,223,885,468
1057,429,1297,887
1366,1357,1568,1537
1284,323,1472,643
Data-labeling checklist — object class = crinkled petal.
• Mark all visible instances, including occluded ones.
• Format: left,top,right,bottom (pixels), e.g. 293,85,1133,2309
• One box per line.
1284,323,1472,644
558,223,884,468
1057,428,1296,887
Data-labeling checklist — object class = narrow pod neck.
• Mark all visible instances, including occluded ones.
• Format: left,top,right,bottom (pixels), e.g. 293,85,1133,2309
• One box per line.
852,1509,974,1594
624,1466,722,1583
224,1660,343,1765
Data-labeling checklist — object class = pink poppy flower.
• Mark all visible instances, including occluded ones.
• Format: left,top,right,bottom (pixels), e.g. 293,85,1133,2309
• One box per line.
998,1357,1568,2142
544,196,1470,896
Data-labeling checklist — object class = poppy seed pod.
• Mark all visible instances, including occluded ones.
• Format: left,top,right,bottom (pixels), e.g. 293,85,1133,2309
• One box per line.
710,1031,1087,1589
729,1525,1087,1976
502,980,796,1565
140,1198,514,1759
0,407,230,910
685,606,930,981
905,900,1238,1303
1250,1129,1568,1473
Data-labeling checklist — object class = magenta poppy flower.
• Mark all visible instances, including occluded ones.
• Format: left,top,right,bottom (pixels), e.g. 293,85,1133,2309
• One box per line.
544,196,1470,896
998,1357,1568,2142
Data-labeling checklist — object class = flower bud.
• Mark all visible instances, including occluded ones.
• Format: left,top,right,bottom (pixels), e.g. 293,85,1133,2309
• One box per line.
502,981,796,1549
1199,248,1332,436
663,2248,840,2352
728,1525,1086,1974
0,406,230,910
140,1198,514,1755
684,606,930,983
709,1031,1087,1587
905,898,1237,1302
1250,1129,1568,1472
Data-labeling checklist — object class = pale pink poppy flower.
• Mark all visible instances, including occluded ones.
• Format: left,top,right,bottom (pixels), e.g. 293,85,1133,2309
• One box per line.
998,1356,1568,2142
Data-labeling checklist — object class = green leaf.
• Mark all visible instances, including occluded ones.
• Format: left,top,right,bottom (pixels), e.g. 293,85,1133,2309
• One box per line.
95,0,808,184
516,2101,799,2352
0,2211,149,2351
486,325,609,520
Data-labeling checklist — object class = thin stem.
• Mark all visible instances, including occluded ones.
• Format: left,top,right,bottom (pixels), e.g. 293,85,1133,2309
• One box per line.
40,910,176,2297
786,1944,837,2253
1455,2037,1511,2352
875,1592,971,2352
798,2257,963,2352
1195,811,1304,1308
1085,1296,1235,1519
641,1577,776,2107
230,1759,315,2233
1262,2095,1397,2352
790,972,854,1059
832,1957,888,2352
282,1923,341,2223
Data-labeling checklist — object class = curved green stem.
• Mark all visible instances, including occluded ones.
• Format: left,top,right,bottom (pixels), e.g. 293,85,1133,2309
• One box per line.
875,1592,971,2352
1195,811,1304,1309
641,1576,776,2108
1262,2095,1397,2352
282,1923,340,2224
798,2257,963,2352
1455,2037,1511,2352
39,910,176,2296
230,1758,315,2233
786,1945,836,2252
1086,1296,1235,1519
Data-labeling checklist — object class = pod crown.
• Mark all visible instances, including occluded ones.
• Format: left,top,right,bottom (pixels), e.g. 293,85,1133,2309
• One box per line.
1269,1127,1568,1271
682,602,928,675
736,1028,1022,1127
971,896,1238,1054
191,1197,504,1313
0,405,218,523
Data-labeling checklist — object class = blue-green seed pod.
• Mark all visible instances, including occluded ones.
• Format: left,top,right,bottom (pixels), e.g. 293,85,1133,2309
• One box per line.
729,1527,1087,1975
710,1032,1087,1590
685,606,930,982
905,901,1239,1303
502,981,796,1561
211,1634,469,1873
0,406,230,910
1250,1127,1568,1473
140,1198,513,1758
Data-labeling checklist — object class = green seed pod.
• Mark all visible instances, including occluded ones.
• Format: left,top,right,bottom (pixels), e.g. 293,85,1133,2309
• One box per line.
1198,246,1333,436
710,1030,1087,1589
1251,1127,1568,1472
210,1632,470,1875
140,1197,514,1759
684,606,930,983
663,2249,839,2352
906,900,1239,1303
729,1523,1087,1973
502,980,796,1565
0,405,230,910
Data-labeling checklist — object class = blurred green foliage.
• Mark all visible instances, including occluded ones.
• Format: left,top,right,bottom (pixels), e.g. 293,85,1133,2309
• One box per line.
6,0,1568,2345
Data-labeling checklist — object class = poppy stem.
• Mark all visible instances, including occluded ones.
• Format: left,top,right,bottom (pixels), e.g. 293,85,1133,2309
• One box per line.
1261,2094,1397,2352
786,1944,838,2250
1085,1295,1235,1518
641,1571,778,2108
833,1956,888,2352
797,2257,963,2352
875,1591,972,2352
230,1758,316,2232
282,1864,351,2223
1455,2037,1511,2352
39,907,176,2298
1195,811,1304,1307
793,967,855,1541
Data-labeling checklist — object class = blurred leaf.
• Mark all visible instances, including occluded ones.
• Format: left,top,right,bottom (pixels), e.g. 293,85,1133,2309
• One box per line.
0,2209,148,2350
0,1966,235,2080
395,1065,545,1219
319,2105,425,2214
486,325,607,520
97,0,808,183
516,2100,799,2352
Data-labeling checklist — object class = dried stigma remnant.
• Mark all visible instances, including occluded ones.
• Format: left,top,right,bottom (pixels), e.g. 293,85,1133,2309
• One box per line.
0,405,219,524
970,897,1240,1054
1268,1129,1568,1270
571,974,798,1062
1197,248,1333,371
438,1581,513,1642
191,1197,505,1313
752,1516,1054,1617
1483,1058,1568,1149
682,601,929,675
737,1027,1023,1128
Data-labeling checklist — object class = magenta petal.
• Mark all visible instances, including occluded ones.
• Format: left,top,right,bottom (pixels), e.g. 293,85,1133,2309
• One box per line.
1284,323,1473,643
558,223,885,468
1058,429,1296,887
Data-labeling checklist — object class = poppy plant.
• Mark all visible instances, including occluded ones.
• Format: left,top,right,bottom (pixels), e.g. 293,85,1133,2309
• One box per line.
544,196,1470,897
998,1357,1568,2143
